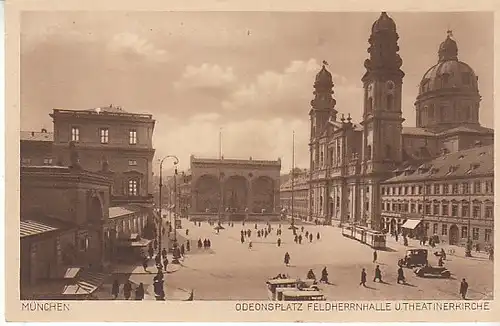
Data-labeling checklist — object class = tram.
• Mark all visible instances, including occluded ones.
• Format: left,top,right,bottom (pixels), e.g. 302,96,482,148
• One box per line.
342,224,386,249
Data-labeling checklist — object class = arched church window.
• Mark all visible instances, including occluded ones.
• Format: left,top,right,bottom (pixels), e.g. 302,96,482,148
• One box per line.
386,94,393,111
366,145,372,160
428,105,434,118
367,97,373,113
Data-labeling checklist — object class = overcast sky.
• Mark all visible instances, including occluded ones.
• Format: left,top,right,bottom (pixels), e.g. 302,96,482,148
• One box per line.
20,11,493,172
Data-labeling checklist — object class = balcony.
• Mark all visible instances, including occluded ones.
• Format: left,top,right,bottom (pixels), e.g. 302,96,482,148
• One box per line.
111,194,154,206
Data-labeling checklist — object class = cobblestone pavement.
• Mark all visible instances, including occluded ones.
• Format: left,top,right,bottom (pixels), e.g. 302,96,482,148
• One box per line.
112,219,494,301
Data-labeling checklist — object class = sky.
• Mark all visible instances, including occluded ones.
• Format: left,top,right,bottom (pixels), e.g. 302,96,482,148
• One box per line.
20,11,494,172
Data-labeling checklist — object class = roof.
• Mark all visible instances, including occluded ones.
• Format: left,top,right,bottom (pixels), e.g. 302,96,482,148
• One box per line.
383,144,493,183
20,219,65,238
86,105,128,113
438,125,494,136
20,131,54,142
402,127,436,137
109,206,136,219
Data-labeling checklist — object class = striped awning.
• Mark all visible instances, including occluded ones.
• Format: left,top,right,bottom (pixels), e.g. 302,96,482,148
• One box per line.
20,220,60,238
62,271,107,296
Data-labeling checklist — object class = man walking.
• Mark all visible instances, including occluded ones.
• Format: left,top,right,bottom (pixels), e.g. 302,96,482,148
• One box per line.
359,268,367,287
460,278,469,299
373,250,378,263
397,266,405,284
373,265,383,283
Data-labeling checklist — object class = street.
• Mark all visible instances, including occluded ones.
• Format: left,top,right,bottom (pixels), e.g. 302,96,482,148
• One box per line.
157,219,493,301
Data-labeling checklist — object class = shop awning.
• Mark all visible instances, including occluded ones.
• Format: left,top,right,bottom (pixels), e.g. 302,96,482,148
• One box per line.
401,219,422,230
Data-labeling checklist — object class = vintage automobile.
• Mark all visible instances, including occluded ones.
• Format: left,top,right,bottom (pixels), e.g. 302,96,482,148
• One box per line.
398,249,429,268
266,278,317,300
414,265,451,278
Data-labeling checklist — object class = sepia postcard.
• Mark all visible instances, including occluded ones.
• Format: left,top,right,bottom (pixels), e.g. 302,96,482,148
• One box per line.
5,0,500,322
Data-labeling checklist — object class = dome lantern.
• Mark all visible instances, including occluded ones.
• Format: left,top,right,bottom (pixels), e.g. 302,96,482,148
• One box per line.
438,30,459,62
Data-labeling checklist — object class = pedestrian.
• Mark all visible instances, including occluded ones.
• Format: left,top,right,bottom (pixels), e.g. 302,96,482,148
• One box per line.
284,252,290,266
161,248,167,259
277,238,282,247
476,243,480,253
360,268,367,287
249,241,253,249
135,283,145,300
155,254,161,266
320,267,329,283
123,281,132,300
373,265,382,282
241,234,245,244
305,231,309,238
186,229,189,236
255,223,258,229
111,279,120,299
197,238,202,249
373,250,378,263
142,257,149,272
298,234,303,244
181,244,185,257
294,235,298,243
301,226,304,232
460,278,469,299
309,233,313,242
397,266,405,284
307,269,316,281
186,240,191,252
317,232,320,240
163,257,169,272
395,233,399,242
207,239,212,248
148,244,154,259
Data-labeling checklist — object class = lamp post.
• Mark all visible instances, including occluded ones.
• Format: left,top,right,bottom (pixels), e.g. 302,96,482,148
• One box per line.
158,155,179,267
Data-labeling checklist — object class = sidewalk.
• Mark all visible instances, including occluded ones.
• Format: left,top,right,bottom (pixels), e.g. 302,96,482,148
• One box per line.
110,260,182,275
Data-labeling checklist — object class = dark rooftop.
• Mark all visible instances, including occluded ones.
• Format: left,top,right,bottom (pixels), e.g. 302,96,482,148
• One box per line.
20,130,54,142
383,144,493,183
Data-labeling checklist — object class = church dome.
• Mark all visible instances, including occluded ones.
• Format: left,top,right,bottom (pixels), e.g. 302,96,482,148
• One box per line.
371,12,397,33
418,32,478,96
315,64,333,85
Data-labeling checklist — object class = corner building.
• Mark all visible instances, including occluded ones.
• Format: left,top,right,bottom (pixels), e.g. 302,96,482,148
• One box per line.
307,12,493,232
50,106,156,206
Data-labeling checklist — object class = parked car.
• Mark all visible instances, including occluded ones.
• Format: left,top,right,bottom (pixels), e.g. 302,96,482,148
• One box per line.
414,265,451,278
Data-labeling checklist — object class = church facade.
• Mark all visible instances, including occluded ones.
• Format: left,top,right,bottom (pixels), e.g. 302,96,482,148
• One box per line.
307,12,494,231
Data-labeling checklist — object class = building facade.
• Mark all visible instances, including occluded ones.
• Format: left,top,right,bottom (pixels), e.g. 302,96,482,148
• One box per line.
20,129,53,166
381,144,494,248
189,156,281,217
280,169,309,220
49,106,156,206
306,12,494,231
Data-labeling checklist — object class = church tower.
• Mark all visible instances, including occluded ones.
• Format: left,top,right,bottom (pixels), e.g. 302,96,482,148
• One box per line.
309,63,337,171
360,12,405,230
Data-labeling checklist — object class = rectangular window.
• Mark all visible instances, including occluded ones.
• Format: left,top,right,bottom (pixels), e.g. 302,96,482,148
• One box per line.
71,127,80,142
461,226,468,239
129,129,137,145
405,186,409,195
474,181,481,193
128,179,138,196
404,203,409,212
410,204,416,213
473,204,481,218
425,204,431,215
485,229,492,242
442,204,449,216
128,160,137,166
100,128,109,144
472,228,479,241
418,186,423,195
452,184,459,194
451,204,458,217
441,224,448,236
410,186,415,195
485,181,493,193
399,187,403,195
485,206,493,219
433,223,438,235
434,184,440,194
43,158,53,166
433,204,440,215
21,158,31,166
443,184,449,194
425,185,431,195
462,182,469,194
418,204,423,214
462,204,470,217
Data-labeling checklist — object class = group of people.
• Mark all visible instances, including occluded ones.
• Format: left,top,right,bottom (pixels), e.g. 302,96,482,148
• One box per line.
111,280,145,300
198,238,212,249
306,267,329,284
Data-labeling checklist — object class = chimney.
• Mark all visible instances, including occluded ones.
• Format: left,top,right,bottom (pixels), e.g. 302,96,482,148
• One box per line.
31,132,35,136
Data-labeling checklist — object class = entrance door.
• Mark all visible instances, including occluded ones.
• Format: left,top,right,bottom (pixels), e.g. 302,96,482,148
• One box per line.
449,225,459,245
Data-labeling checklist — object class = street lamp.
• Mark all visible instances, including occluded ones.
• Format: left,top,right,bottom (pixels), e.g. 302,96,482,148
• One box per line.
158,155,180,267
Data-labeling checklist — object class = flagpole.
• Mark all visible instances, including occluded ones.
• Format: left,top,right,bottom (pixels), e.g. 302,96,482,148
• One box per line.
291,130,295,227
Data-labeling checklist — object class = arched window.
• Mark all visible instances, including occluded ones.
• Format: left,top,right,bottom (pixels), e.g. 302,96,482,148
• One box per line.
366,145,372,160
367,97,373,113
386,94,393,111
